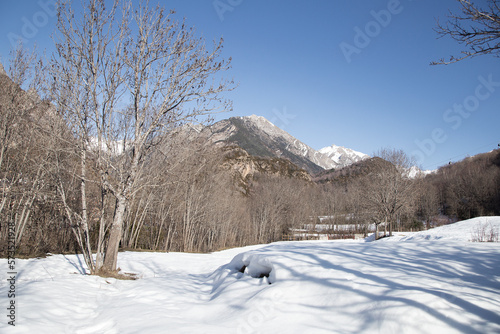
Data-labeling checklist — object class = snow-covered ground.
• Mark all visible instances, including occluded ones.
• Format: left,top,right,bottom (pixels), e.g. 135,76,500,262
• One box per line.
2,217,500,333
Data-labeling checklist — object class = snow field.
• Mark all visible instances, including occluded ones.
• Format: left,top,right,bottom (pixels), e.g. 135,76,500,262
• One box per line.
1,217,499,333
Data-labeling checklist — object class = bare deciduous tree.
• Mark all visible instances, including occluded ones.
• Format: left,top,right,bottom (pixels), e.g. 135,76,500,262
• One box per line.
50,0,233,274
364,148,418,239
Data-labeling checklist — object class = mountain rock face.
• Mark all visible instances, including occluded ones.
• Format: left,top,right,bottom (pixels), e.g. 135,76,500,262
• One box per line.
203,115,369,174
220,146,312,193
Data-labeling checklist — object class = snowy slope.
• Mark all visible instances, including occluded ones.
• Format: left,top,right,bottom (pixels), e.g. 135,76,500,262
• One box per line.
1,217,500,334
382,217,500,242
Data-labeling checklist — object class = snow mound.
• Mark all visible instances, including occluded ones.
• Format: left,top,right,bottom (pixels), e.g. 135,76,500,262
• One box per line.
211,252,276,296
230,253,276,283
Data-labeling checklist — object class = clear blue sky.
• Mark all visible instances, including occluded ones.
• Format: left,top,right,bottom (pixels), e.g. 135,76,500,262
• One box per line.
1,0,499,170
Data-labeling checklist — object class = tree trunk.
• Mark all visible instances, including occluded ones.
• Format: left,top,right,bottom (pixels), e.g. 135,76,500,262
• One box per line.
103,197,127,272
79,147,95,273
95,189,108,270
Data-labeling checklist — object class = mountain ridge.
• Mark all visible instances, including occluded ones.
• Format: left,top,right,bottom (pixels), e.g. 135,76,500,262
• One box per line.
203,114,370,174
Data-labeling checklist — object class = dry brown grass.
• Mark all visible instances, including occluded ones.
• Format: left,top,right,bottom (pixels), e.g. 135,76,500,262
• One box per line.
95,268,139,280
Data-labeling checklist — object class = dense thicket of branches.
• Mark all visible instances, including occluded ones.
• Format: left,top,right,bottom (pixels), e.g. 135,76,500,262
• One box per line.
0,46,75,257
426,150,500,219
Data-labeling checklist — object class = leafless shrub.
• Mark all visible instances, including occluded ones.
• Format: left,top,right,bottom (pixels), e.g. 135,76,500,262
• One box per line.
471,221,499,242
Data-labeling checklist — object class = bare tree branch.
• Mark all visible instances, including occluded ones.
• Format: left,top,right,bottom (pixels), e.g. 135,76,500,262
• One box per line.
432,0,500,65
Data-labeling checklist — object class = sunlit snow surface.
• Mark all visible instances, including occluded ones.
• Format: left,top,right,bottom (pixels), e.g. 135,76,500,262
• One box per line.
1,217,500,333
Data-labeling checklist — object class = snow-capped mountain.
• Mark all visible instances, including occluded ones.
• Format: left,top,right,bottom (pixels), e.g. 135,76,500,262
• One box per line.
318,144,370,170
204,115,369,174
407,165,437,179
